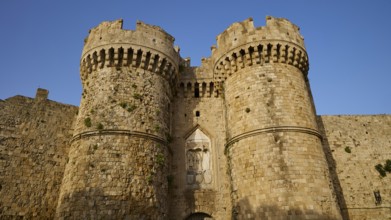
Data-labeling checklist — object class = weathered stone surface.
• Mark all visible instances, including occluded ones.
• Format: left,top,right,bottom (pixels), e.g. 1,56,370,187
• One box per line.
0,16,390,220
0,90,77,219
318,115,391,220
56,19,176,219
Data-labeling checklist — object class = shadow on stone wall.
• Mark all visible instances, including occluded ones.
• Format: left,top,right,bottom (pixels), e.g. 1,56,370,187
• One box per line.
317,116,350,220
233,197,341,220
56,187,168,219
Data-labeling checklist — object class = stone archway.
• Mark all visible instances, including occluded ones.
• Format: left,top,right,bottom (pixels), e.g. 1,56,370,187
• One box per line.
186,212,213,220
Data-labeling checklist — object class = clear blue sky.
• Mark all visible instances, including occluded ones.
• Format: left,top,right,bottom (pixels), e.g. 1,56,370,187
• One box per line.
0,0,390,115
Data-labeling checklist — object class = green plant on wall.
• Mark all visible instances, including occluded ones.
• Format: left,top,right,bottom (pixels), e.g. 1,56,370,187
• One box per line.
133,93,142,100
375,164,386,177
147,171,155,184
119,102,127,108
156,153,165,166
384,159,391,172
344,146,351,153
84,117,92,127
147,175,153,183
97,123,104,130
375,159,391,177
127,104,137,112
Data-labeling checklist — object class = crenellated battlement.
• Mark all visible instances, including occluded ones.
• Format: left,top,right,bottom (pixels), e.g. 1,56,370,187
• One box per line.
211,16,308,83
80,46,178,84
81,20,180,85
213,41,308,82
178,80,218,98
176,56,220,98
213,16,305,58
83,20,177,58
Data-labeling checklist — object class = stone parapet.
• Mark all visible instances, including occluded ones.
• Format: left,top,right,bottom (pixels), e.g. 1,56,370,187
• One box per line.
211,17,308,85
83,20,178,63
212,16,305,60
81,20,180,85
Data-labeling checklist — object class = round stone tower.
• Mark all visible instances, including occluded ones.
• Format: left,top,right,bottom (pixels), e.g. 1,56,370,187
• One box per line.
56,20,179,219
212,17,342,219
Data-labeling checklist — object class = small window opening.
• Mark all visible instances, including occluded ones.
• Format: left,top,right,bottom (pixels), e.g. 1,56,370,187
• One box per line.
195,111,200,117
194,83,200,98
108,48,115,66
118,47,124,66
202,82,207,97
209,82,214,96
195,88,200,97
187,83,192,97
180,83,185,97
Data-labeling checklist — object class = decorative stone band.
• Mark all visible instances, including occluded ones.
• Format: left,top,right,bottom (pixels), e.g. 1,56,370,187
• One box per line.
80,44,178,84
71,129,172,154
213,41,308,83
225,126,322,151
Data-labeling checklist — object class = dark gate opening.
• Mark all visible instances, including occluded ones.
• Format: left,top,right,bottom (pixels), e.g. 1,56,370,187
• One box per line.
186,212,213,220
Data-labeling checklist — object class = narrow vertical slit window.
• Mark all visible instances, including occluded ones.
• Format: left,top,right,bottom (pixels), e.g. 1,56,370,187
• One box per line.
194,83,200,98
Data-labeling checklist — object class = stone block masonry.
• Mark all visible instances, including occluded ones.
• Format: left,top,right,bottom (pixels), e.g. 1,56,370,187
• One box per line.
0,16,390,220
56,19,178,219
318,115,391,220
0,89,78,219
218,17,341,219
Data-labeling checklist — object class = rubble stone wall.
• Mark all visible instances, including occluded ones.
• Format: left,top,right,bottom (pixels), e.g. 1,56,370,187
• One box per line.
0,91,77,219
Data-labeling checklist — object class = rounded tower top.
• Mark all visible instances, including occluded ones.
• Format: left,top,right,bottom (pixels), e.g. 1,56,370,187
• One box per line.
80,19,180,86
211,16,309,82
212,16,305,59
82,19,178,60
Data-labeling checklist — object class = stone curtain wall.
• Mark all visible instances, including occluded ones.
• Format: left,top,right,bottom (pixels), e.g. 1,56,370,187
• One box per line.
0,91,77,219
318,115,391,220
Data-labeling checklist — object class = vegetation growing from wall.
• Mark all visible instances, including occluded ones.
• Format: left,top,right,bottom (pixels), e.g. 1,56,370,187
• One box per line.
375,159,391,177
84,117,92,127
96,123,104,130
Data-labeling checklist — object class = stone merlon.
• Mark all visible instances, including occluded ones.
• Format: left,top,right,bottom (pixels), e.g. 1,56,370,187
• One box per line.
35,88,48,101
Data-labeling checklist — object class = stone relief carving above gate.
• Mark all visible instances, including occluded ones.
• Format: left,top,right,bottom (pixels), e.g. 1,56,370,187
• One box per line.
185,128,212,187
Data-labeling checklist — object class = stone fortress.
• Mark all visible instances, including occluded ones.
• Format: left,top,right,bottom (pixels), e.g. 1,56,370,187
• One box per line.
0,16,390,219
